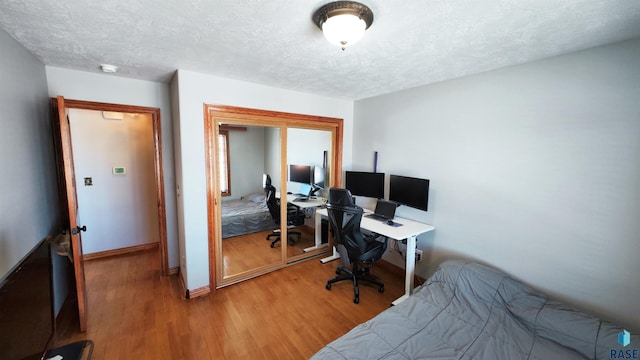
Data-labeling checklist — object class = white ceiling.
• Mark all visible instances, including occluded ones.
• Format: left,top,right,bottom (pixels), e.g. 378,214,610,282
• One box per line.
1,0,639,100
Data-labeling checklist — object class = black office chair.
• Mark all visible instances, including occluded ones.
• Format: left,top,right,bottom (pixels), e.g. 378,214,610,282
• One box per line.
264,175,305,248
324,188,388,303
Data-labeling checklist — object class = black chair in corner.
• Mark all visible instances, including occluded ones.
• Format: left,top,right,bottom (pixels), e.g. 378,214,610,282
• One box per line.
324,187,388,304
263,175,305,248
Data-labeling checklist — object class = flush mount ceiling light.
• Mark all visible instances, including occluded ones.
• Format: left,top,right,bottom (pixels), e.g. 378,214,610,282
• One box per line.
313,1,374,50
100,64,118,73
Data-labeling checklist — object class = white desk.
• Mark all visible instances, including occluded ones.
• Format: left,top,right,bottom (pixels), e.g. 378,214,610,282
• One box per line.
284,194,327,209
315,208,434,305
277,194,330,253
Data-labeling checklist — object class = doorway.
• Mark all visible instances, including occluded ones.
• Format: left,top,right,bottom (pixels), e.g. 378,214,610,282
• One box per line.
69,108,159,258
61,99,169,274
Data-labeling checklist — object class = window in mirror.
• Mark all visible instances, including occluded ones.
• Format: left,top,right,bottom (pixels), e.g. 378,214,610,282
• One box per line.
218,130,231,196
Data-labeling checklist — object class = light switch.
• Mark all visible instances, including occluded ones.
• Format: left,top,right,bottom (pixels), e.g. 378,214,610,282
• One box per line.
112,167,126,175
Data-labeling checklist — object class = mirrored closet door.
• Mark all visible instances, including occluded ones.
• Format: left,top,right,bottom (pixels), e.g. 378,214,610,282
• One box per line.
205,105,343,288
285,128,332,263
219,124,283,279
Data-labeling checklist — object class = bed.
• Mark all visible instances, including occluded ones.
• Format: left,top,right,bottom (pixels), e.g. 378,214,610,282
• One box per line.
221,192,274,239
312,260,638,360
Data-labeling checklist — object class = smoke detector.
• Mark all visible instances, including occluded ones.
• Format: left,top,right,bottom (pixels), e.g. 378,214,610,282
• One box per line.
100,64,118,73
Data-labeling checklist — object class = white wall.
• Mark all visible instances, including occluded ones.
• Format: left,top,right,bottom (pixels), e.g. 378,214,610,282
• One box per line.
287,128,331,195
172,70,354,290
0,29,65,312
263,127,332,196
225,127,267,201
69,109,159,253
264,128,281,187
354,38,640,328
46,67,180,269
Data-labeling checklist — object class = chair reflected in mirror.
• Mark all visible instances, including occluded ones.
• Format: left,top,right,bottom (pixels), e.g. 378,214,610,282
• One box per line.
263,174,305,248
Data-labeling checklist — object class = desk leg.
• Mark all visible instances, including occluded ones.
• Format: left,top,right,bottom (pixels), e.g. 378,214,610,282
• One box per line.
303,210,326,253
391,235,416,306
315,211,322,247
317,211,340,263
320,247,340,263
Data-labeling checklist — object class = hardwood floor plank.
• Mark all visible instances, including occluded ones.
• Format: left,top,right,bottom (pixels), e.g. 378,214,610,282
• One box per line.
53,248,404,359
221,227,320,278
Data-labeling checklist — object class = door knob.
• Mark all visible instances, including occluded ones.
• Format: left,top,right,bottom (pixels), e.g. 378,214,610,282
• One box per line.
71,225,87,235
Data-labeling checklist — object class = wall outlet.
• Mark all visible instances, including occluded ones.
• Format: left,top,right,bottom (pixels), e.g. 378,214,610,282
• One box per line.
415,249,423,262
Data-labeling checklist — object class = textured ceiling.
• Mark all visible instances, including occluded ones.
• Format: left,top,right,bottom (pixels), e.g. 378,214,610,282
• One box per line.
1,0,640,100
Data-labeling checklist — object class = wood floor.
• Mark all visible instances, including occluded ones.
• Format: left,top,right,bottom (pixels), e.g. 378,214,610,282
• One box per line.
53,248,404,359
222,228,317,277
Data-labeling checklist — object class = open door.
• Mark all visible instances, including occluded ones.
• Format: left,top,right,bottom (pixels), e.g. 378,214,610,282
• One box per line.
51,96,89,332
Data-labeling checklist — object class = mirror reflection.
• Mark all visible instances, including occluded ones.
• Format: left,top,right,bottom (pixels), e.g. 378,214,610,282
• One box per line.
220,125,282,278
285,128,332,261
219,125,334,278
209,105,343,288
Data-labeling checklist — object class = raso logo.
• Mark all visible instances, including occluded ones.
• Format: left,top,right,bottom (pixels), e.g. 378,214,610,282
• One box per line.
611,330,638,359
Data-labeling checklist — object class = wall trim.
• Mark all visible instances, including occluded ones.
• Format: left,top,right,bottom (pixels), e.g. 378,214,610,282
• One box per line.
186,286,211,299
83,242,159,261
179,270,210,299
179,272,187,298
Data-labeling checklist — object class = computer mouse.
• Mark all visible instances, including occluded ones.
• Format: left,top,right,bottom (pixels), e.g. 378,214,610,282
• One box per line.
387,220,394,225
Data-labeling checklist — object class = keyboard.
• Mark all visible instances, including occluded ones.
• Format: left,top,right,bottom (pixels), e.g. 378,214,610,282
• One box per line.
365,213,390,221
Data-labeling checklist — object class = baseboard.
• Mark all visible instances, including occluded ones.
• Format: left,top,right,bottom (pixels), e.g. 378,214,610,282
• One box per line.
377,259,425,284
186,286,210,299
177,269,210,299
179,272,187,298
83,242,159,261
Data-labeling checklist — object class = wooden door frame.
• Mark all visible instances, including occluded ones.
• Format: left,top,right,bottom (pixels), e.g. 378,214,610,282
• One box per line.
204,104,344,290
58,98,170,275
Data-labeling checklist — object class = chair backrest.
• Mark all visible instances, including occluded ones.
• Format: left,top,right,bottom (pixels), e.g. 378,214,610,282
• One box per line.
264,177,280,225
326,188,367,260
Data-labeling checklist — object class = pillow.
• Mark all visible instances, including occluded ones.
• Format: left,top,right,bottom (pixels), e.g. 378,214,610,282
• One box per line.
246,192,265,204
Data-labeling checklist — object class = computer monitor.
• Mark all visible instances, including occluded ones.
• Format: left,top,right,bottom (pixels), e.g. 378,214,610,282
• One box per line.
313,166,325,189
289,164,312,184
389,174,430,211
344,171,385,199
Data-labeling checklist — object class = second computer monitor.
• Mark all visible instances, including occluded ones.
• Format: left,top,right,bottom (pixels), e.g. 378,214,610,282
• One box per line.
344,171,385,199
389,174,430,211
289,164,312,184
313,166,325,189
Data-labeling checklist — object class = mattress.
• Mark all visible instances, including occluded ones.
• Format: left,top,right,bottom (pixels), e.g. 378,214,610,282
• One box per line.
221,193,274,238
312,260,639,360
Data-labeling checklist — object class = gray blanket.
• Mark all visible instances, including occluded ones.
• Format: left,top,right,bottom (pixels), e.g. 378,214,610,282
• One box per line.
221,193,273,238
311,260,638,359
